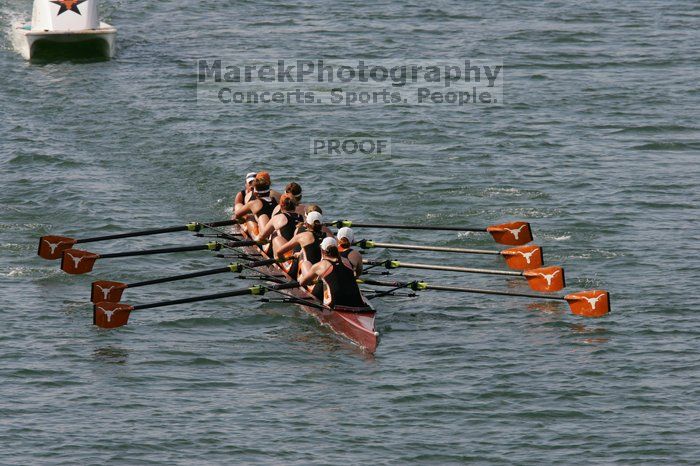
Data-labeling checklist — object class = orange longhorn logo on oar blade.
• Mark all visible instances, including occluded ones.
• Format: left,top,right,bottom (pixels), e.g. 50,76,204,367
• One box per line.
93,302,134,328
60,249,99,274
91,281,127,303
523,266,565,292
501,245,543,270
487,221,533,246
564,290,610,318
38,235,77,260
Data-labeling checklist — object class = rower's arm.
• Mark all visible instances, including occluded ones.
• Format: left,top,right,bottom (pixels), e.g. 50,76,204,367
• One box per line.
234,191,244,207
256,218,277,241
234,201,253,218
350,251,363,277
299,266,319,286
276,236,299,257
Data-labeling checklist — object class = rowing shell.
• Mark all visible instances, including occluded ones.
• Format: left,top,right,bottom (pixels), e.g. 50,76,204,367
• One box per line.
232,224,379,353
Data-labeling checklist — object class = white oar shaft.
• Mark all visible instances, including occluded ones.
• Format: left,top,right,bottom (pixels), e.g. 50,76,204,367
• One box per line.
362,260,522,277
397,261,521,276
363,241,499,255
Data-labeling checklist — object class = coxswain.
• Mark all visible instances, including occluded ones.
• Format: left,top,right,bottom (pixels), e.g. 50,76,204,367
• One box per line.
336,227,363,277
276,210,330,279
234,172,279,235
234,172,257,213
299,237,369,310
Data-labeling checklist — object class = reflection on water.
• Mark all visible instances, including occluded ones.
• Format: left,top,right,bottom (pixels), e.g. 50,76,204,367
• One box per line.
93,346,129,364
567,322,610,345
525,301,565,316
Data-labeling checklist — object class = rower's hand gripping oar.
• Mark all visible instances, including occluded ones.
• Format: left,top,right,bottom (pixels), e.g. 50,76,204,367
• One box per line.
93,281,302,329
356,240,544,270
363,259,565,292
38,219,240,260
359,278,610,318
328,220,533,246
90,257,293,303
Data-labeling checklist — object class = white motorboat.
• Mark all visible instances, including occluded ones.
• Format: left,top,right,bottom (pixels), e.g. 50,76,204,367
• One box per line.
12,0,116,60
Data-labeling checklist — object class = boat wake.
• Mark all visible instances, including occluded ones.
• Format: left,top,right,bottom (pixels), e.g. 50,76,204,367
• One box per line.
1,5,29,53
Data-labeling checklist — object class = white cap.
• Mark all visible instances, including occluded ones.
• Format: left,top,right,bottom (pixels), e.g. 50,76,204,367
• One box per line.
337,227,354,244
306,211,323,225
245,172,257,183
321,237,337,251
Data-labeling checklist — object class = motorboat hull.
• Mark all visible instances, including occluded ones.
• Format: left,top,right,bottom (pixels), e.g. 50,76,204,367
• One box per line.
13,22,116,60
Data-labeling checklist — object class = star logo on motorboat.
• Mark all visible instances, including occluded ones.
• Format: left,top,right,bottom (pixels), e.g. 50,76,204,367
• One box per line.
50,0,88,16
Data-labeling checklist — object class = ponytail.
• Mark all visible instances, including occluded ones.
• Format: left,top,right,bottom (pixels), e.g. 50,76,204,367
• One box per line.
281,196,297,211
325,245,340,258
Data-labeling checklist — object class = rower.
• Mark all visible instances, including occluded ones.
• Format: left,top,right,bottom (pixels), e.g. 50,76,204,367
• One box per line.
234,172,257,213
272,182,306,216
255,193,303,273
276,210,329,278
337,227,362,277
256,171,283,202
234,172,279,235
299,237,370,310
298,204,334,237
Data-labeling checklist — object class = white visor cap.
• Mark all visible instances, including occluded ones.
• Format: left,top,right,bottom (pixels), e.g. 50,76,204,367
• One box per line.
321,237,338,251
337,227,354,244
306,211,323,225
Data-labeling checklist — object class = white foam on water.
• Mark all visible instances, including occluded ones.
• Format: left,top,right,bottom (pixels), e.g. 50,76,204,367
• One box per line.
549,235,571,241
2,4,30,54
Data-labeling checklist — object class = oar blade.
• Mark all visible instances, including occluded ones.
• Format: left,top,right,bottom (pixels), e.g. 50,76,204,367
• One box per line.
523,266,565,292
60,249,99,275
93,302,134,328
500,245,543,270
91,281,127,303
38,235,77,260
487,221,533,246
564,290,610,317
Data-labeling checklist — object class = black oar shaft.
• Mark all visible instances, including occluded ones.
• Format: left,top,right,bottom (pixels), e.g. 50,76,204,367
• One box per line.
77,220,237,244
99,244,213,259
132,286,257,310
362,241,499,255
131,281,300,311
127,258,278,288
129,266,232,288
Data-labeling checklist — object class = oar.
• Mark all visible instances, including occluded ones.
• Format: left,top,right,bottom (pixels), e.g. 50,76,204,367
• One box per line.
38,219,240,260
91,257,289,303
362,259,565,292
328,220,533,246
359,278,610,318
93,281,301,329
356,240,543,270
59,241,253,275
